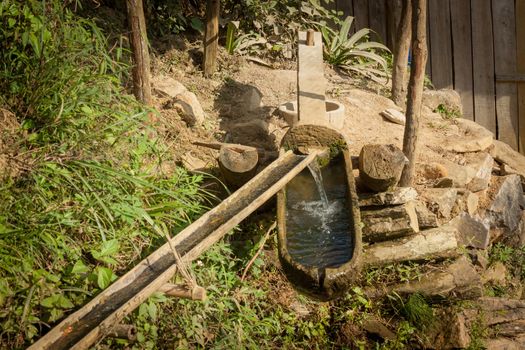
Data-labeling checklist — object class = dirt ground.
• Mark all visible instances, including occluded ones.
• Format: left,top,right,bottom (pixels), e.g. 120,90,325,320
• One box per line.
150,43,467,189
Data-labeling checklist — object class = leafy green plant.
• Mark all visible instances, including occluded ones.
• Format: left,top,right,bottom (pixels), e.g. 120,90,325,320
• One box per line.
225,21,268,56
320,16,390,81
434,103,460,120
0,1,211,347
388,293,434,331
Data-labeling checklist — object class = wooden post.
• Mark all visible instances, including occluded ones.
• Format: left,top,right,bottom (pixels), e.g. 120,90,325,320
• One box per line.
399,0,428,187
126,0,152,106
391,0,412,107
203,0,219,76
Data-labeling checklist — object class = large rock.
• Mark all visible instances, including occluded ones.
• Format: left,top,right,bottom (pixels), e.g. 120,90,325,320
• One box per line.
152,75,205,126
485,175,525,233
443,119,493,153
482,262,507,286
467,153,494,192
491,140,525,178
441,160,476,188
171,91,206,126
453,190,479,216
358,187,418,207
421,188,458,219
450,213,491,249
241,86,263,112
415,201,439,229
152,75,187,97
422,89,463,115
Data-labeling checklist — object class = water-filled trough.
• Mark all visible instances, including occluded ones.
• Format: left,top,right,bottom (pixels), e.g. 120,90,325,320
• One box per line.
277,125,362,300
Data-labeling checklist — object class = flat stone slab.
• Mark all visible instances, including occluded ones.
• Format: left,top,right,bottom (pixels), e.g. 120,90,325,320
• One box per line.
443,119,493,153
358,187,418,207
380,108,406,125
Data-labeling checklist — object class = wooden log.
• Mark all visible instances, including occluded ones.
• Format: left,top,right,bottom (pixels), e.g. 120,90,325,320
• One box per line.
358,187,418,207
399,0,427,187
365,256,482,299
126,0,152,106
359,144,407,192
363,225,460,267
391,0,412,107
29,151,321,350
158,283,206,301
361,201,419,243
218,144,259,189
106,324,137,341
203,0,219,76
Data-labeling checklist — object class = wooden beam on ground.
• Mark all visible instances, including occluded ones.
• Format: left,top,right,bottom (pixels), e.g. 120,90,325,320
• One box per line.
297,31,328,127
493,0,519,150
203,0,219,76
29,151,321,350
126,0,152,106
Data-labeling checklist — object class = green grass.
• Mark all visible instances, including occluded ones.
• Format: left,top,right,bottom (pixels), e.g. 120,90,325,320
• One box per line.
0,1,211,347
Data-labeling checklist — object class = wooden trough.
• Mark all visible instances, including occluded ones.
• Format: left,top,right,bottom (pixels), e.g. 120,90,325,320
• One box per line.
277,125,362,300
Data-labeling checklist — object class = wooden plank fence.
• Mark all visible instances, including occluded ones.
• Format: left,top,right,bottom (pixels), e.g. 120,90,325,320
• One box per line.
332,0,525,153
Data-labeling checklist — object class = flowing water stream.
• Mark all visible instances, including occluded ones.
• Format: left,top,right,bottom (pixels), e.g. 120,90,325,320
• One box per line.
285,159,353,269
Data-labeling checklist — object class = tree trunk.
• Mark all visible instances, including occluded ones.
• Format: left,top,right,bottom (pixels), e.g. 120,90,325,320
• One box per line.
399,0,428,187
126,0,152,106
386,0,403,50
203,0,220,76
218,144,259,189
359,144,407,192
391,0,412,107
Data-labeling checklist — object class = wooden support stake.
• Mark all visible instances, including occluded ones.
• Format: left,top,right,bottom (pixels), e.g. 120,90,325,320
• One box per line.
391,0,412,107
203,0,220,76
306,29,315,46
106,324,137,341
399,0,428,187
158,283,206,301
126,0,152,106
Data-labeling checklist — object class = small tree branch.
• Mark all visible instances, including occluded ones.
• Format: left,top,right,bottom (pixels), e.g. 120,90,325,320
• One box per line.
399,0,428,187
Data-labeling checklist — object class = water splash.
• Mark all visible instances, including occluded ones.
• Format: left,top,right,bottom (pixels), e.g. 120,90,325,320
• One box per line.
285,162,353,269
307,163,329,208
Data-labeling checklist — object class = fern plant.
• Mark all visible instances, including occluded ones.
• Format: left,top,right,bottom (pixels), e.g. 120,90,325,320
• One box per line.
320,16,390,81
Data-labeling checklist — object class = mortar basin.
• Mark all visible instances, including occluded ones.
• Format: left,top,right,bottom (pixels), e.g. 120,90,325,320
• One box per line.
278,100,345,129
